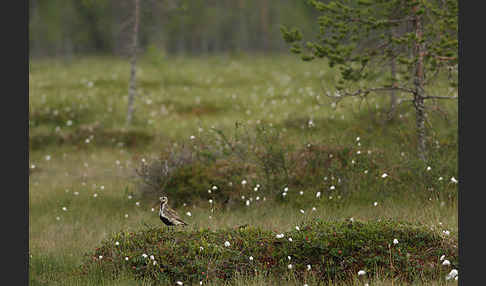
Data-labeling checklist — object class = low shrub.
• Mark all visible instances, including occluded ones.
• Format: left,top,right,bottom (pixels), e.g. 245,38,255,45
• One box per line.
134,124,457,207
29,123,154,150
80,218,458,284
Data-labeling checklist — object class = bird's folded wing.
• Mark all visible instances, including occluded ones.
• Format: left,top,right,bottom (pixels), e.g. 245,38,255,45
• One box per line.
166,207,182,219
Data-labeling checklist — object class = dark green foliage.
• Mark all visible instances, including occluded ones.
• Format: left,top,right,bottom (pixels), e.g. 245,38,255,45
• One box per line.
281,0,458,89
81,219,458,284
29,0,321,57
29,124,154,151
135,122,457,208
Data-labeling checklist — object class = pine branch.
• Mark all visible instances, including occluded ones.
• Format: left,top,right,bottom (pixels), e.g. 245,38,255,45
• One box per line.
423,95,458,100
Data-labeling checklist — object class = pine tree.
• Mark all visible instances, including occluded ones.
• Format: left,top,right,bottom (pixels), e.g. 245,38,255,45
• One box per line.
281,0,458,161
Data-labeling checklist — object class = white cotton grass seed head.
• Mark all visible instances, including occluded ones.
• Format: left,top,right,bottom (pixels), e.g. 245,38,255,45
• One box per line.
300,209,305,214
249,256,254,261
373,202,378,207
440,255,446,261
358,270,366,276
125,257,129,261
115,241,120,246
445,269,458,280
62,207,67,211
224,241,230,247
381,173,388,178
442,259,451,266
142,253,148,258
288,264,293,269
176,281,183,286
393,239,399,245
307,264,311,271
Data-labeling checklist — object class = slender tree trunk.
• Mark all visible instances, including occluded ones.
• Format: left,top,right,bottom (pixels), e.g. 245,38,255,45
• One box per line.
260,0,269,52
387,54,398,120
412,3,427,161
237,0,248,52
126,0,140,125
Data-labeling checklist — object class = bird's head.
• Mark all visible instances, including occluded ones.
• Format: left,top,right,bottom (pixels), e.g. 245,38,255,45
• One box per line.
160,196,168,203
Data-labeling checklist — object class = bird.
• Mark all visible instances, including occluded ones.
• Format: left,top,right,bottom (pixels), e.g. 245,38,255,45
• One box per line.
158,196,187,226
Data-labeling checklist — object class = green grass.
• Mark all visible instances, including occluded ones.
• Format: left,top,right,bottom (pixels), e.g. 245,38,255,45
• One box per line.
29,54,458,285
80,219,457,284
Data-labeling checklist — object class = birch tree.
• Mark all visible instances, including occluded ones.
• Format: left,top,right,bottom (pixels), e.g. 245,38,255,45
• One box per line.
281,0,458,161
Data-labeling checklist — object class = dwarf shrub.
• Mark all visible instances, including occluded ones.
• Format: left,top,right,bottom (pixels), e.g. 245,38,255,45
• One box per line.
81,219,458,284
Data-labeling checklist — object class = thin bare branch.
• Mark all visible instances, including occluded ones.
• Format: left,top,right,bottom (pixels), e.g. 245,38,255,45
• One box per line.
423,95,458,100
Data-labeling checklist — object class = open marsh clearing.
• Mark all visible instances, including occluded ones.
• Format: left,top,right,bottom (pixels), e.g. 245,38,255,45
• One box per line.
29,55,458,285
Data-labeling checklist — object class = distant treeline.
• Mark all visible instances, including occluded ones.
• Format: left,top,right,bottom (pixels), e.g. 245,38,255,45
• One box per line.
29,0,321,58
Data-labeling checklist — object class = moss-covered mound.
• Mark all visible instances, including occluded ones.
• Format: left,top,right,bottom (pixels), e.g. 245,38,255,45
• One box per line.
80,219,458,284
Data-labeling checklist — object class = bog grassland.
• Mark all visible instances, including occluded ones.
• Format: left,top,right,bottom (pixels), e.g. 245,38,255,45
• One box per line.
29,54,458,285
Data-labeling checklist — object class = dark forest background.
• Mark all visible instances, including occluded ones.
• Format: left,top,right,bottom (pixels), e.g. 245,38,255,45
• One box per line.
29,0,321,58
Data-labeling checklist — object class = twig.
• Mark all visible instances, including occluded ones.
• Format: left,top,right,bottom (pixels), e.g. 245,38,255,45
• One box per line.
423,95,458,100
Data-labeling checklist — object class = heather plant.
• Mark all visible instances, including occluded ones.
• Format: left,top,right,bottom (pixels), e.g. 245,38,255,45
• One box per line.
134,122,457,209
81,219,458,285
